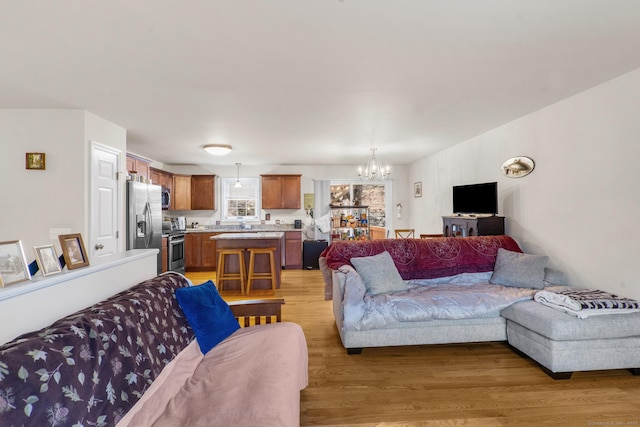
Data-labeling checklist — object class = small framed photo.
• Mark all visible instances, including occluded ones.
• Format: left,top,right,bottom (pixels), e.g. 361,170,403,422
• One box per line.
26,152,46,170
58,233,90,270
34,244,62,277
0,240,32,286
414,182,422,198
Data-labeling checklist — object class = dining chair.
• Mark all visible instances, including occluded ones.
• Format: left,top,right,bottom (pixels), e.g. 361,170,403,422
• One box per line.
419,233,444,239
394,229,415,238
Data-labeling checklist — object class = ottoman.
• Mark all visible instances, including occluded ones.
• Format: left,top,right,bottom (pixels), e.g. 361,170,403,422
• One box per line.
501,301,640,379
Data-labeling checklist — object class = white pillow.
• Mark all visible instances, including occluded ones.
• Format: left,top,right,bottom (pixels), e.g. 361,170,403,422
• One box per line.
350,251,408,295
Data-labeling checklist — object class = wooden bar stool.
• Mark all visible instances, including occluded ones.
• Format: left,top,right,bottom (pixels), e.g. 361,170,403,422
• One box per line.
246,247,277,293
216,249,246,294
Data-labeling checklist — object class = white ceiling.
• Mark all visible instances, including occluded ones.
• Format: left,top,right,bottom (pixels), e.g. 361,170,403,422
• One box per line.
2,1,640,167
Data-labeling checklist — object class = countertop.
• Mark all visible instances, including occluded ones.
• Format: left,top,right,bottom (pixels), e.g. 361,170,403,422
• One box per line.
210,232,285,240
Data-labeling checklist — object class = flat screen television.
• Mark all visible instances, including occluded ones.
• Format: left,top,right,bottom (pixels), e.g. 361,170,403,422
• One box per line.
452,182,498,215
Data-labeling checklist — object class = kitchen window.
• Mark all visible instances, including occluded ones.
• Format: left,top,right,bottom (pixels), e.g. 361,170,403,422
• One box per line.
221,177,260,221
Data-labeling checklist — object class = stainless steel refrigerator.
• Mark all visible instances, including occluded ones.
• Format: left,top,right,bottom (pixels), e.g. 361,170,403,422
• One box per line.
127,180,162,275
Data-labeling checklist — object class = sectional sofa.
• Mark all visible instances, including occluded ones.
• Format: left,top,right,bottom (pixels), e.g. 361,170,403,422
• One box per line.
321,236,640,379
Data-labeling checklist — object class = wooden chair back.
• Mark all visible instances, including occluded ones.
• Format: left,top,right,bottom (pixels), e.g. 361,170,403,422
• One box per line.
228,298,285,327
419,233,444,239
394,229,415,239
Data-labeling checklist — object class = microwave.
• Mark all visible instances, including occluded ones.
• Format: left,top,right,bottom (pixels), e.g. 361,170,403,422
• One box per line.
161,187,171,210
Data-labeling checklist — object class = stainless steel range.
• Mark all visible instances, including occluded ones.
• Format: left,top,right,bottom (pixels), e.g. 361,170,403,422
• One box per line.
167,232,185,274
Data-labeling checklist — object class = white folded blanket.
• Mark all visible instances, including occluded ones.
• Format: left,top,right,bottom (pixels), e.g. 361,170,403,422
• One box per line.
534,288,640,319
315,213,332,233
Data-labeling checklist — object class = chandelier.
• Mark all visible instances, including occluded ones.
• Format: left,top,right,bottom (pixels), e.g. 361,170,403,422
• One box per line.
358,147,390,181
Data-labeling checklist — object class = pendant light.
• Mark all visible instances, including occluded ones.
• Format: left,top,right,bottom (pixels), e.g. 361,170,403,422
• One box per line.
234,163,242,188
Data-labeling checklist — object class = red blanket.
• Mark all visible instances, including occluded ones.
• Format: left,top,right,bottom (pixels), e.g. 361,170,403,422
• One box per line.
321,235,521,280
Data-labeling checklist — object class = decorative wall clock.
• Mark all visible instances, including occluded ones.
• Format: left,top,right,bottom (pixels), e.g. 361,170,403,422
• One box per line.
501,156,535,178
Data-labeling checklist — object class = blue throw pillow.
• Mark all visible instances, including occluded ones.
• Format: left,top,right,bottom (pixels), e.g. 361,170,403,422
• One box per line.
175,280,240,354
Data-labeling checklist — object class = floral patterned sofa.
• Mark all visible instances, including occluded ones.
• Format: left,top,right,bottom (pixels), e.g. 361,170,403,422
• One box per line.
0,272,308,426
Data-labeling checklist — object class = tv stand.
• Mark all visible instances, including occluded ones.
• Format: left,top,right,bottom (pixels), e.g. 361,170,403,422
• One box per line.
442,215,505,237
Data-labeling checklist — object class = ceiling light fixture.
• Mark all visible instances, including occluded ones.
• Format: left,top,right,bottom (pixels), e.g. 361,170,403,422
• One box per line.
358,147,390,181
234,162,242,188
203,144,232,156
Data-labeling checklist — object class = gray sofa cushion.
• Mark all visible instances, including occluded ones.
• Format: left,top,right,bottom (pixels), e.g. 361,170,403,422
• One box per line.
350,251,408,295
501,300,640,341
490,248,548,289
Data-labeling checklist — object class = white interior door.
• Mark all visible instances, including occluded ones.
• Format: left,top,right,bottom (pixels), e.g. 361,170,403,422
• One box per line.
90,142,120,259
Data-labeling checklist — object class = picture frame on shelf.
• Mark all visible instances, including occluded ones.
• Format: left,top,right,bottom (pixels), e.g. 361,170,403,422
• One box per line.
0,240,32,286
25,152,46,170
58,233,90,270
34,244,62,277
414,182,422,198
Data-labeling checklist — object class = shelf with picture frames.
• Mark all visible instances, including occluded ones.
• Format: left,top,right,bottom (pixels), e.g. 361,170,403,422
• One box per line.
329,205,370,242
0,249,158,345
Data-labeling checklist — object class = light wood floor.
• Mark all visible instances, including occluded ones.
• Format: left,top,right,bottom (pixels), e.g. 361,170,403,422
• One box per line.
186,269,640,427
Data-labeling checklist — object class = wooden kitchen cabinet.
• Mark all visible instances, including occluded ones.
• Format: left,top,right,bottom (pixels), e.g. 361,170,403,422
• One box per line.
173,175,192,211
191,175,216,210
185,232,220,271
200,232,218,269
284,231,302,269
185,233,201,269
150,167,173,189
261,175,301,209
161,236,168,273
172,174,216,211
126,154,150,179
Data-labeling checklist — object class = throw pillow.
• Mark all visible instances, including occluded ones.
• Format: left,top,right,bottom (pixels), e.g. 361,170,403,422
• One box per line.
489,248,549,289
350,251,408,295
175,280,240,354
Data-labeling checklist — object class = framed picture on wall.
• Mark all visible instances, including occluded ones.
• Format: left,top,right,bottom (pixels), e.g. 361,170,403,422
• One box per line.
34,244,62,276
26,152,46,170
414,182,422,198
0,240,32,286
58,233,90,270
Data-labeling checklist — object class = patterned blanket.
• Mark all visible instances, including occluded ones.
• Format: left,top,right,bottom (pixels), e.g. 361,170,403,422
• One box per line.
534,288,640,319
0,272,194,427
322,235,522,280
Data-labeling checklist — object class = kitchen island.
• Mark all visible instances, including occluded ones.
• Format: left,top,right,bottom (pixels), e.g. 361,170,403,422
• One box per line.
210,232,284,291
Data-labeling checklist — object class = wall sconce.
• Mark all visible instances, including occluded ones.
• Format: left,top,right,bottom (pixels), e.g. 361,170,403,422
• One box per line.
396,203,403,220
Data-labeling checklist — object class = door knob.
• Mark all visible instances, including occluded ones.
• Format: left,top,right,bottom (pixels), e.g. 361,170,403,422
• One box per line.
95,244,104,250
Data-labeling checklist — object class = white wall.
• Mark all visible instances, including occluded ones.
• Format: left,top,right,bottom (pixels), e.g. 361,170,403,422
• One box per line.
409,67,640,300
0,109,126,260
0,249,156,344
